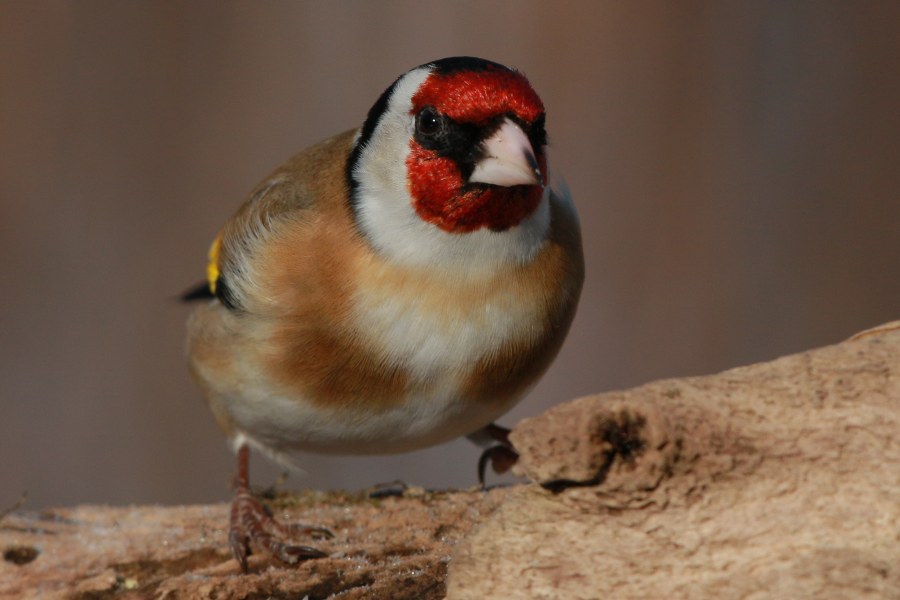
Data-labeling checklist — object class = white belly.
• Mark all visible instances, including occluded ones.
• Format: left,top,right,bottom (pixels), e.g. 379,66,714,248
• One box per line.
226,385,513,461
206,260,542,462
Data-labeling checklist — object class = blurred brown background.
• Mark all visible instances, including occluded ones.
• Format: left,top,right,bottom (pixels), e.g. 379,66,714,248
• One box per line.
1,1,898,509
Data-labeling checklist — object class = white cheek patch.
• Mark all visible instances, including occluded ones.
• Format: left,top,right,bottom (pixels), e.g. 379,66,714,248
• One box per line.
352,67,428,245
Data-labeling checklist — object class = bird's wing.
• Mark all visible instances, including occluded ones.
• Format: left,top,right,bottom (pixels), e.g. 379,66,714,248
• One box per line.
201,129,358,314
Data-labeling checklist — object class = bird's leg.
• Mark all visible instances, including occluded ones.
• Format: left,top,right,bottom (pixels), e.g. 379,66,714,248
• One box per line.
228,444,332,572
467,423,520,488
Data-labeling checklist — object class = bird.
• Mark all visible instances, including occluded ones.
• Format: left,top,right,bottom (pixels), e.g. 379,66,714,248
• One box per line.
183,56,584,572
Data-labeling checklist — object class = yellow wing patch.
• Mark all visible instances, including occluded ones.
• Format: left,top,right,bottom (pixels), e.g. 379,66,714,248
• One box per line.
206,234,223,294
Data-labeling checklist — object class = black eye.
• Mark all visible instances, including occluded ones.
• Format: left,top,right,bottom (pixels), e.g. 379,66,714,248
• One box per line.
415,106,443,137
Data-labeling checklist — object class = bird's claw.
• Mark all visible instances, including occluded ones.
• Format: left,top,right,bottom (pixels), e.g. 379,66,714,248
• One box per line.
477,444,520,488
229,484,329,572
472,423,520,488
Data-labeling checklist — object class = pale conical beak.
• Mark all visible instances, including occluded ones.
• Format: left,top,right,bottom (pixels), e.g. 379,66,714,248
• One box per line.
468,117,542,187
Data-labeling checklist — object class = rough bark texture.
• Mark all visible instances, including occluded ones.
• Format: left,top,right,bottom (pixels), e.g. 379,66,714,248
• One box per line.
2,322,898,599
449,322,900,599
0,487,510,599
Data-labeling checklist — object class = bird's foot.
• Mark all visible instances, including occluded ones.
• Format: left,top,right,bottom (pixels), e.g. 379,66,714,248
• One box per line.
473,423,520,488
477,444,520,487
228,445,332,572
228,485,333,572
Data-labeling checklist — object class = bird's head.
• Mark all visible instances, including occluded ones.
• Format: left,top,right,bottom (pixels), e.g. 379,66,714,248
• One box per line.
348,57,552,272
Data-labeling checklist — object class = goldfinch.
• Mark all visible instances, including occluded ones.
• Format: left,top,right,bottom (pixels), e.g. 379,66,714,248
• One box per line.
183,56,584,571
